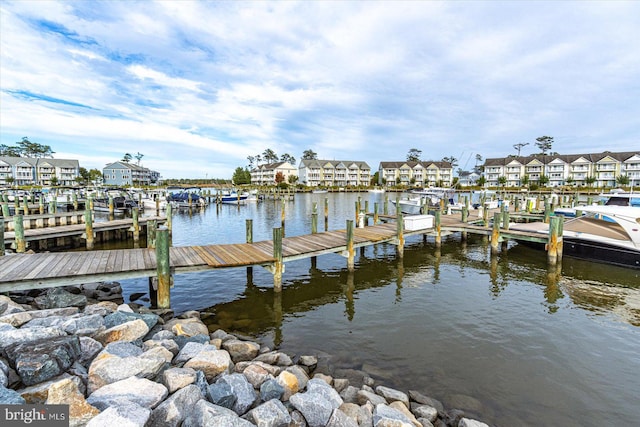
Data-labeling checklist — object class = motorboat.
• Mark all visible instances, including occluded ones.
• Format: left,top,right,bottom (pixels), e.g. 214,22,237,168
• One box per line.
217,189,248,204
510,205,640,269
391,187,455,215
368,187,385,193
168,188,207,208
93,188,139,214
599,190,640,207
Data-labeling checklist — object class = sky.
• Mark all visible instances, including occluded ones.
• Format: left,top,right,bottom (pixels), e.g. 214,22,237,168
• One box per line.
1,1,639,179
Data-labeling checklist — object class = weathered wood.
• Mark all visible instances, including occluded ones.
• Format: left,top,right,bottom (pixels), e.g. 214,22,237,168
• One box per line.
491,212,502,255
156,227,171,309
0,217,4,256
14,214,25,253
85,210,94,250
435,210,442,248
346,219,355,271
547,215,563,265
273,227,283,292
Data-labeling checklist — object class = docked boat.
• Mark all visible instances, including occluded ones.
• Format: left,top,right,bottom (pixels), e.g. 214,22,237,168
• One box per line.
510,205,640,269
391,187,454,215
168,188,207,208
599,190,640,207
217,190,248,204
368,187,385,193
93,188,139,214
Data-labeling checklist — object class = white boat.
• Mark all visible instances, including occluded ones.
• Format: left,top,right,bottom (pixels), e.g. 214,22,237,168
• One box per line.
510,205,640,269
392,187,455,215
368,187,385,193
598,191,640,207
312,189,328,194
218,190,248,204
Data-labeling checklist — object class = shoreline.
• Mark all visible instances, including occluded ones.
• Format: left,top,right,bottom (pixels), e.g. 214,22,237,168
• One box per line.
1,284,491,427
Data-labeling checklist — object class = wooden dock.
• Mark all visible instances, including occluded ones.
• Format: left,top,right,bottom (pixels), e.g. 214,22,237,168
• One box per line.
0,205,562,308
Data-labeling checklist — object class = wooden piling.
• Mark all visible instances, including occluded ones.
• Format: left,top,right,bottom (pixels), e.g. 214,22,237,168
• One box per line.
1,203,9,217
166,204,173,238
84,209,94,250
0,217,4,256
396,206,404,258
73,193,78,211
384,194,389,215
324,198,329,231
374,202,379,225
39,198,44,215
156,226,171,309
346,219,355,271
147,219,157,249
132,207,140,244
281,199,286,236
14,214,25,253
273,227,283,292
547,215,563,265
461,206,468,241
435,209,442,247
491,212,502,255
311,203,318,234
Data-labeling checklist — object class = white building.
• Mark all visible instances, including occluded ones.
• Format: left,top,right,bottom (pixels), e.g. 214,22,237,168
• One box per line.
250,162,297,185
298,160,371,187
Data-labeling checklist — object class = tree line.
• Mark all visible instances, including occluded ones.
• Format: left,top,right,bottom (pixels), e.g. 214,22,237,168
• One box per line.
0,137,55,158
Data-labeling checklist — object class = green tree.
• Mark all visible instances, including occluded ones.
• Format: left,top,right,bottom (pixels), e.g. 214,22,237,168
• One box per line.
232,167,251,185
370,171,379,186
585,175,596,187
262,148,278,164
247,155,256,169
88,168,103,184
301,149,317,160
616,174,630,185
50,176,59,186
0,144,22,157
566,176,575,186
442,156,458,169
497,176,507,187
538,174,550,186
513,142,529,156
477,176,487,187
407,148,421,162
6,176,15,187
521,175,530,188
122,153,132,163
17,137,54,158
535,136,553,155
287,174,299,185
135,152,144,165
280,153,296,165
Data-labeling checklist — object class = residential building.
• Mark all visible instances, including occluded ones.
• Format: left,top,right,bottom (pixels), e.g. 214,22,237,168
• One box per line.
250,162,297,185
457,170,481,186
0,156,80,186
482,151,640,188
298,160,371,187
102,162,160,186
378,161,453,187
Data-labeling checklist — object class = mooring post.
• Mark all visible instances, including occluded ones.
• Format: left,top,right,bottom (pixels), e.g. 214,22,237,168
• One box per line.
246,218,254,279
281,198,286,237
346,219,355,271
0,217,4,256
324,198,329,231
374,202,379,225
84,209,94,250
48,200,55,215
396,205,404,258
14,214,25,253
482,200,489,227
73,193,78,211
544,199,551,223
38,197,44,215
166,203,173,239
547,215,563,265
147,219,157,249
156,198,160,214
107,196,114,215
273,227,283,292
461,206,468,241
384,194,389,215
354,200,359,224
156,226,171,309
491,212,502,255
13,197,19,215
311,203,318,234
1,203,9,217
435,209,442,247
132,207,140,244
22,197,29,215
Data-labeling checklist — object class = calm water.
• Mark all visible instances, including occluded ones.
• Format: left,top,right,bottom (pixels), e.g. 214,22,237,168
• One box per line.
113,192,639,427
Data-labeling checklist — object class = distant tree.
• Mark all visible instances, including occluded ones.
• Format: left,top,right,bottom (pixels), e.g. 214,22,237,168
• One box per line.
275,171,285,184
566,176,575,186
585,175,596,187
477,176,487,187
521,175,530,188
262,149,278,164
280,153,296,165
370,171,379,186
135,152,144,165
0,144,22,157
50,176,59,186
535,136,553,155
88,168,103,184
255,155,262,165
301,149,318,160
395,177,401,185
122,153,132,163
538,174,550,186
6,176,15,187
442,156,458,169
497,176,507,187
616,174,630,185
247,156,255,169
17,137,54,158
475,154,483,167
287,174,298,185
513,142,529,156
406,148,421,162
232,167,251,185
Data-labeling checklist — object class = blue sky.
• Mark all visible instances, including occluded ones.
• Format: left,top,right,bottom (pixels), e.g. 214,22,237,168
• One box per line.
1,1,639,179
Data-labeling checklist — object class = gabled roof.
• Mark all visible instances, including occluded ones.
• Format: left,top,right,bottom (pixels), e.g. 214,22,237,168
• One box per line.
300,159,370,169
484,150,640,166
379,161,451,169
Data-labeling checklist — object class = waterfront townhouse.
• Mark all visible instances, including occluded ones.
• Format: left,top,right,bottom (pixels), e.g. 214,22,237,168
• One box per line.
102,161,160,186
0,156,80,186
482,151,640,187
298,160,371,187
250,161,297,185
378,161,453,187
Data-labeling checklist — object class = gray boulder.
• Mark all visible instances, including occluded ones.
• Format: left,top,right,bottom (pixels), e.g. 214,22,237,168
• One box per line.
103,311,159,331
146,384,203,427
218,373,258,415
373,403,415,427
247,398,292,427
290,390,336,427
162,367,197,394
260,378,285,402
5,335,81,386
0,325,66,351
87,376,168,410
1,384,26,404
326,408,359,427
181,399,255,427
222,339,260,362
34,288,87,309
206,381,236,409
85,400,150,427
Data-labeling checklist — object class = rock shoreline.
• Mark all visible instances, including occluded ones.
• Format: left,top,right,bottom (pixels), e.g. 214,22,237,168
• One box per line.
1,285,490,427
